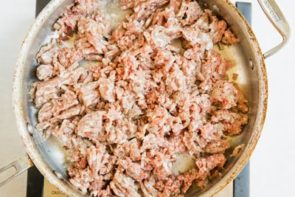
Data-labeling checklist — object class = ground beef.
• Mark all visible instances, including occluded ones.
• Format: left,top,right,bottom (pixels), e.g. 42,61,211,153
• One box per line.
32,0,247,196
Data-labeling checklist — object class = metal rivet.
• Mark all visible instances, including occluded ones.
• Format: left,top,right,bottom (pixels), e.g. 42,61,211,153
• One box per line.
27,123,33,135
54,171,63,179
249,59,254,70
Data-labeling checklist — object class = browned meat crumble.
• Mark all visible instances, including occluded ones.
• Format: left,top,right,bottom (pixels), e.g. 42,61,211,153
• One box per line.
32,0,248,196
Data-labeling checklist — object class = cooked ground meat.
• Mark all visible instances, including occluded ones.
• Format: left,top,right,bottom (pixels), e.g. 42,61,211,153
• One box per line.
32,0,248,196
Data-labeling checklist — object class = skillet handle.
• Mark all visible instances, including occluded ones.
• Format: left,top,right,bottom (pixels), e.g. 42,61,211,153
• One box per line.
257,0,290,58
0,155,33,187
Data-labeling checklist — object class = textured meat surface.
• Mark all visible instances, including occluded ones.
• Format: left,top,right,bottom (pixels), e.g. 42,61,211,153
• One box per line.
31,0,248,196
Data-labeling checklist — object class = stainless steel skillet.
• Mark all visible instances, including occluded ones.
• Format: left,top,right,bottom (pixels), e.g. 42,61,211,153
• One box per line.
0,0,290,196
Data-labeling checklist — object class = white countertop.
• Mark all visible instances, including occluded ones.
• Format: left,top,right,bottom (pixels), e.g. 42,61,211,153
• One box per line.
0,1,35,196
0,0,294,196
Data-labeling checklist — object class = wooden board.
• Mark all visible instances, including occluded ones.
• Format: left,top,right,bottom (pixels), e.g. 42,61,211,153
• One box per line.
43,179,233,197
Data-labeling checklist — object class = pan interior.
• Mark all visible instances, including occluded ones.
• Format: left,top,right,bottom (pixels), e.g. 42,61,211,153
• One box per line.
20,0,261,195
